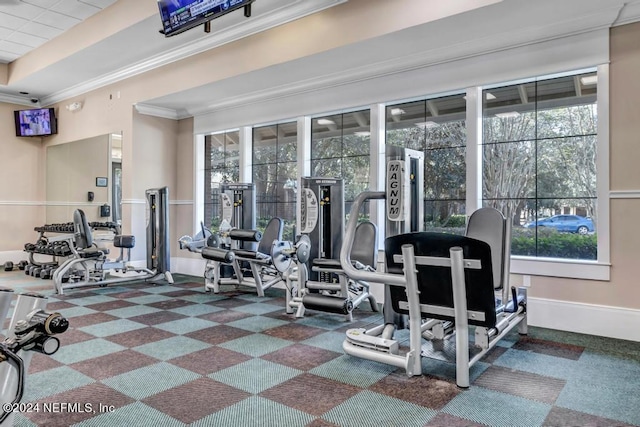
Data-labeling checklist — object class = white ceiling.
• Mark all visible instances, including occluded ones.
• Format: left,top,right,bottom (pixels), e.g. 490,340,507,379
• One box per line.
1,0,640,117
0,0,117,63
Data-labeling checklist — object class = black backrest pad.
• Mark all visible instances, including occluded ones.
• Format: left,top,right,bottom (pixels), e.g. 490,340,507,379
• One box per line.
385,232,496,328
73,209,93,249
351,221,378,267
258,217,284,255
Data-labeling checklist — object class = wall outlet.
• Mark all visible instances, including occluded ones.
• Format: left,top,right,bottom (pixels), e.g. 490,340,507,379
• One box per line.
522,274,531,287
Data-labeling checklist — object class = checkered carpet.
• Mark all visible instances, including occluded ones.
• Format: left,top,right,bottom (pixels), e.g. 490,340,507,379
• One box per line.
2,271,639,427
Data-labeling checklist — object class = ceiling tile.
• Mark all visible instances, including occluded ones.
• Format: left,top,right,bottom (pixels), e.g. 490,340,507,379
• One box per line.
7,30,47,48
23,0,60,8
0,2,45,20
79,0,118,9
33,10,81,29
0,11,29,29
0,40,33,55
19,20,64,39
51,0,100,20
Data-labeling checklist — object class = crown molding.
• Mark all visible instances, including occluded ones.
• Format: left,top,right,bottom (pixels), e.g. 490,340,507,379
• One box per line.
134,104,182,120
613,0,640,26
0,93,40,107
39,0,347,107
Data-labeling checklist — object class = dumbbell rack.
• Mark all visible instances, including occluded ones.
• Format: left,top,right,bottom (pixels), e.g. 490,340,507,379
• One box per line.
23,222,120,280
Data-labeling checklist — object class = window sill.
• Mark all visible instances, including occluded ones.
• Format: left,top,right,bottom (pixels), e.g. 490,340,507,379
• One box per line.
510,256,610,281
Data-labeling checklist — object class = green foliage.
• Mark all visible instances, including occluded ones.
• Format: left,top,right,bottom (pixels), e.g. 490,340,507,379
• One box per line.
511,228,597,260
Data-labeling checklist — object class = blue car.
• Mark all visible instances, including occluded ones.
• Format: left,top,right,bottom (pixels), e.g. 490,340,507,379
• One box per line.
525,215,594,234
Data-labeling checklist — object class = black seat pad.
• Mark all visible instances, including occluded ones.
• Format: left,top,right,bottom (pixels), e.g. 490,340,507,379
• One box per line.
385,232,497,328
312,258,341,269
234,249,269,260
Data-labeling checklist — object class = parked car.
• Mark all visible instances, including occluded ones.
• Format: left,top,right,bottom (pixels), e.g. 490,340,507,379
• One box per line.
524,215,594,234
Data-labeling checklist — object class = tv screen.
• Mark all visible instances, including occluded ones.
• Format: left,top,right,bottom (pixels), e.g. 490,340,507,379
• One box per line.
14,108,57,137
158,0,255,37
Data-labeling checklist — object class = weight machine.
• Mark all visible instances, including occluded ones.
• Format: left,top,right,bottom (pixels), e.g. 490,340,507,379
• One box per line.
53,187,174,294
340,187,527,387
0,290,69,426
277,177,378,321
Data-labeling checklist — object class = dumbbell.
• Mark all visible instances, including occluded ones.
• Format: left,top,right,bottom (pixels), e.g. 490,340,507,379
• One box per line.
3,260,29,271
40,266,56,280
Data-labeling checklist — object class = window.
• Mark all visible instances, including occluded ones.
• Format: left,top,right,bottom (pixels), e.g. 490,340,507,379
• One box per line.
385,93,467,233
311,110,371,216
252,122,297,240
204,130,240,228
482,71,598,260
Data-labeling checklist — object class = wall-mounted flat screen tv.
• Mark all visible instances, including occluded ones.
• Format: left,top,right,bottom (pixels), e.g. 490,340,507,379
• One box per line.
14,108,57,137
158,0,255,37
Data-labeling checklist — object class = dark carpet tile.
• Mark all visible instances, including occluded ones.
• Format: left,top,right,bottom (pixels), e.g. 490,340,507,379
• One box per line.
197,309,252,323
127,310,187,326
59,328,96,345
370,372,461,410
307,419,341,427
26,382,134,427
143,378,251,424
544,406,636,427
479,345,509,364
45,300,77,310
145,298,194,310
263,310,297,321
262,323,326,341
261,343,341,371
172,281,204,289
473,365,565,404
260,373,360,416
206,297,252,309
70,349,159,380
28,352,64,374
424,412,486,427
85,299,136,312
161,289,202,298
67,312,119,328
512,336,584,360
169,346,252,375
108,290,149,299
104,326,176,347
185,324,253,345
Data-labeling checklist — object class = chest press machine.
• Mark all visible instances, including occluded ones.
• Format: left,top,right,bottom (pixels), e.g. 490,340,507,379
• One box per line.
52,187,173,294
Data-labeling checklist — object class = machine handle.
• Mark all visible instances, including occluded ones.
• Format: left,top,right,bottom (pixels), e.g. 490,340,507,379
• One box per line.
339,191,406,287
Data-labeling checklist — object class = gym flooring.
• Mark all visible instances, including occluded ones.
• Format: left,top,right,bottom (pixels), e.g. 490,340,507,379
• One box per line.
2,271,639,426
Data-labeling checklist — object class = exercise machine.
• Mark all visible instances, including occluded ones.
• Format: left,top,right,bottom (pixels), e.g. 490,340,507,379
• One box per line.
52,187,174,294
0,290,69,426
340,191,527,388
279,177,378,320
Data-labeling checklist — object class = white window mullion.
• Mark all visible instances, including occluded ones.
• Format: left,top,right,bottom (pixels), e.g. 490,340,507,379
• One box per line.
596,63,610,266
297,116,311,233
238,126,252,183
466,86,483,214
369,103,386,247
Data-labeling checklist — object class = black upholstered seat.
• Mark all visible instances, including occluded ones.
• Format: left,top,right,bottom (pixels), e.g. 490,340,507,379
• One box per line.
385,232,497,328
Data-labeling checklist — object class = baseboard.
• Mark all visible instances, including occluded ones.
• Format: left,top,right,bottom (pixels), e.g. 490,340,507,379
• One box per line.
527,297,640,342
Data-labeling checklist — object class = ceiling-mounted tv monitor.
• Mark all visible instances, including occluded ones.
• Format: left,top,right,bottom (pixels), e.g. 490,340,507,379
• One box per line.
14,108,57,137
158,0,255,37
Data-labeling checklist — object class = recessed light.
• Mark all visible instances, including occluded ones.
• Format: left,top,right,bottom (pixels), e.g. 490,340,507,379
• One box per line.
495,111,520,119
317,118,335,125
390,108,405,116
580,75,597,86
415,121,439,128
